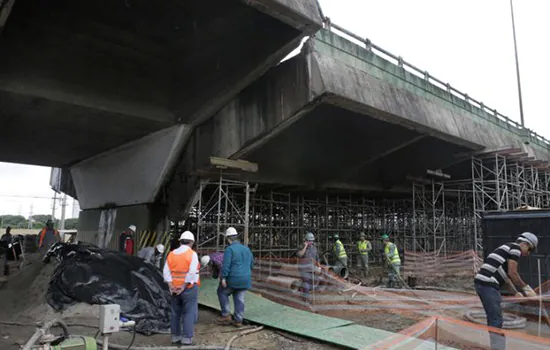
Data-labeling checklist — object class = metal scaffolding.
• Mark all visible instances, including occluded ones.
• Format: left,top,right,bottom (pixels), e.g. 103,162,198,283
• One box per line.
188,150,550,261
471,150,550,252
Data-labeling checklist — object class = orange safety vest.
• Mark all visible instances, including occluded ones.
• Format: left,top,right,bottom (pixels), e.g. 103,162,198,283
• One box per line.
38,228,59,248
167,248,201,289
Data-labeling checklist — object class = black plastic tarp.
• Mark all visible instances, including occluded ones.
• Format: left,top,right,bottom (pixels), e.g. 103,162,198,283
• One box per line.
45,243,170,334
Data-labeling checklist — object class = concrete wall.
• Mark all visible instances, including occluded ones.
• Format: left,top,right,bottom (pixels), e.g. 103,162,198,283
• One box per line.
78,204,167,249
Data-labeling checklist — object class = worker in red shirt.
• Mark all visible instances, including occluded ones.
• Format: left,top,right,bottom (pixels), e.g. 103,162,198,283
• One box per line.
118,225,136,255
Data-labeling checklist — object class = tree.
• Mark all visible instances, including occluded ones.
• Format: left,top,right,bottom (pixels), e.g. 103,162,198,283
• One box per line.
0,215,27,228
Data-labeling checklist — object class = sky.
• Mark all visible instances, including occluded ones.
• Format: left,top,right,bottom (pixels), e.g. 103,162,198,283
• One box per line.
0,0,548,217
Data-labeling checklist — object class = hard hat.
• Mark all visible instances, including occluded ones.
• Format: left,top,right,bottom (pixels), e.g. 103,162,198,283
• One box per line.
200,255,211,266
155,244,165,254
381,234,389,240
305,232,315,241
518,232,538,249
333,233,339,239
128,225,137,232
179,231,195,242
359,232,366,238
224,227,238,237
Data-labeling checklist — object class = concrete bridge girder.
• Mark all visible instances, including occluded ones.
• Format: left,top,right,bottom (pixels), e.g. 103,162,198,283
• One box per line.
173,29,550,217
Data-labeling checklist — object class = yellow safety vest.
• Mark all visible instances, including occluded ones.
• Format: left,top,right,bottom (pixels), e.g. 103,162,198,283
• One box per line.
357,240,370,255
334,240,347,258
384,242,401,264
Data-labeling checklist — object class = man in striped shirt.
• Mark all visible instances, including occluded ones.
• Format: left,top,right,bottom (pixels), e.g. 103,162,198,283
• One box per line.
474,232,538,350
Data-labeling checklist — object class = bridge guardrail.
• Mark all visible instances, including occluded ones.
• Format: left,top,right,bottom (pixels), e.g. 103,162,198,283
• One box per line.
319,17,550,149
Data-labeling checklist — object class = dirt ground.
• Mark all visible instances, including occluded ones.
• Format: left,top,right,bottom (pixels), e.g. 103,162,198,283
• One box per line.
0,307,340,350
0,254,340,350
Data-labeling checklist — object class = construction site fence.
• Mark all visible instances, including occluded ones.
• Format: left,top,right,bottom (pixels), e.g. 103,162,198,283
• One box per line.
365,316,550,350
404,250,483,278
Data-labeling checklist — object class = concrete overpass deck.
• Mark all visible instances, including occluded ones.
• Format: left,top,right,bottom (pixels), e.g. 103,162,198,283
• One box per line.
179,25,550,206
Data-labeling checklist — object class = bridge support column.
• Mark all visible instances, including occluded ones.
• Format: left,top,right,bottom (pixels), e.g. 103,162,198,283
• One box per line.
69,125,191,247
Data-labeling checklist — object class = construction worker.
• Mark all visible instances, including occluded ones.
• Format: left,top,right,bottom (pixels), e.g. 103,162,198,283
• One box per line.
163,231,200,346
356,232,372,279
331,233,347,270
0,226,12,243
1,226,12,276
200,251,224,279
296,232,319,298
37,219,61,251
474,232,538,350
137,244,165,269
118,225,136,255
382,234,401,288
217,227,254,327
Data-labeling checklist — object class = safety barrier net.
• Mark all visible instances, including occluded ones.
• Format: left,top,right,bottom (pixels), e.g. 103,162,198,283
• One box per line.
238,255,550,343
404,250,483,278
365,316,550,349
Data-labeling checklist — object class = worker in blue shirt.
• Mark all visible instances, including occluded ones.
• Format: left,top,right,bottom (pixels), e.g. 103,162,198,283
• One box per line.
216,227,254,327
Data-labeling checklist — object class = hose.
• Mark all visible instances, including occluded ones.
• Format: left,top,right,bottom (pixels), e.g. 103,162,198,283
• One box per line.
463,310,527,329
224,326,264,350
126,325,136,350
94,340,240,350
21,319,70,350
3,320,247,350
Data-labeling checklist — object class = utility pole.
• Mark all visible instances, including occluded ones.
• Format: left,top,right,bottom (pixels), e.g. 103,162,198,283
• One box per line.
60,194,67,230
51,192,57,223
28,204,34,229
509,0,525,128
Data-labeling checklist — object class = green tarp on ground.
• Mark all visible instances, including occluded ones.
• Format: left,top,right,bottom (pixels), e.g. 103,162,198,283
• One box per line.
199,278,394,349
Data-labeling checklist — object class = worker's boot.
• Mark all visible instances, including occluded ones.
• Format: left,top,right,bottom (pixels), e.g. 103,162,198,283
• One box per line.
216,315,232,325
386,280,394,289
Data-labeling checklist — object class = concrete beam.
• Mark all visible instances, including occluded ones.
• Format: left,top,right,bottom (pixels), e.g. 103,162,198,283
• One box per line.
71,125,191,209
0,0,15,36
0,74,175,124
245,0,323,31
340,135,426,182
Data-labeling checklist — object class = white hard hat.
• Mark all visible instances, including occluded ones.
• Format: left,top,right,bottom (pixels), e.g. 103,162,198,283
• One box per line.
128,225,137,232
224,227,238,237
200,255,211,266
518,232,538,249
305,232,315,241
179,231,195,242
155,244,165,253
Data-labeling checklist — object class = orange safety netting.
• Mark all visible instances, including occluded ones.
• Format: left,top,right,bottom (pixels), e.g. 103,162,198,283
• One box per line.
404,250,482,278
365,316,550,349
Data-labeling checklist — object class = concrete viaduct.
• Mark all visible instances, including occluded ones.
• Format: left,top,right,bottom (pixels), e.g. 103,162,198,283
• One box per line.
1,0,549,237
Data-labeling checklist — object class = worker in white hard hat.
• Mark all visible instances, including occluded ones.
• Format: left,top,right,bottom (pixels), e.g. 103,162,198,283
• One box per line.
216,227,254,327
163,231,200,346
118,225,136,255
474,232,538,350
296,231,319,298
137,244,165,269
199,251,224,279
